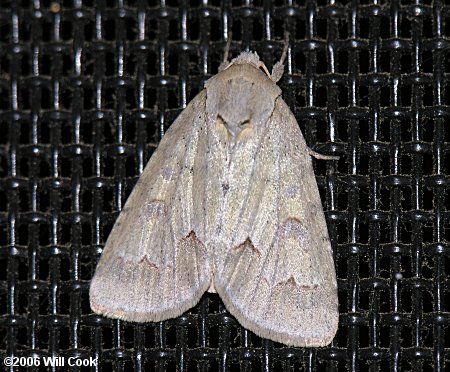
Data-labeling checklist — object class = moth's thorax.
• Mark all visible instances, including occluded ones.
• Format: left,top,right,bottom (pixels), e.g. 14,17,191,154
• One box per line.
205,63,282,138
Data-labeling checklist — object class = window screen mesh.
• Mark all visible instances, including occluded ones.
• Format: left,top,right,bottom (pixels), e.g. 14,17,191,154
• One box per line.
1,1,449,371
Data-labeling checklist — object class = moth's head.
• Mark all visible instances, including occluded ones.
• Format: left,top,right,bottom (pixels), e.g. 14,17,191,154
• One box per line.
220,51,282,82
223,52,265,70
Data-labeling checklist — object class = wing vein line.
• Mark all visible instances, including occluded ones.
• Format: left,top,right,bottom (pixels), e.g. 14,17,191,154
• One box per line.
252,110,284,308
229,113,276,249
170,116,203,295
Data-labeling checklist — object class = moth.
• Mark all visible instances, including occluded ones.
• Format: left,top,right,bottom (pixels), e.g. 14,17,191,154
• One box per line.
90,44,339,347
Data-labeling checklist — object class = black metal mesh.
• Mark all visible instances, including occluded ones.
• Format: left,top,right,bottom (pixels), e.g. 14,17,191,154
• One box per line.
1,0,450,371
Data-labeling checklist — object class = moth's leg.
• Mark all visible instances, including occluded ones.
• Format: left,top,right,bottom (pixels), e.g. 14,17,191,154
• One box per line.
308,148,340,161
271,32,290,82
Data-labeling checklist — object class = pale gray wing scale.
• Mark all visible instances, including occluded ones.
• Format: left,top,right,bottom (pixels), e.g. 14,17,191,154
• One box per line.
89,91,211,322
214,98,338,347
